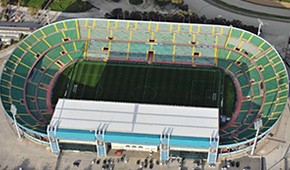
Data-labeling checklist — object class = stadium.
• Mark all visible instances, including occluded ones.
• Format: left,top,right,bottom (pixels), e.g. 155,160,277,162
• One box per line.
0,19,288,163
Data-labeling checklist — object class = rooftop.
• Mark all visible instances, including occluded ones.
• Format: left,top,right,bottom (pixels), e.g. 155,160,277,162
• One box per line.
51,99,219,138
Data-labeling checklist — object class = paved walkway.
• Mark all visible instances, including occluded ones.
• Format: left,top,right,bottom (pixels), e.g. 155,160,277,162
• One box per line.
88,0,155,13
245,0,290,8
217,0,290,18
255,100,290,169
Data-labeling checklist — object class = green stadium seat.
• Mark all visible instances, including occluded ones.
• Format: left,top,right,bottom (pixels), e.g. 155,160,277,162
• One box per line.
230,28,243,38
174,56,192,63
199,25,212,34
42,25,57,36
63,29,79,40
45,32,64,46
65,20,77,29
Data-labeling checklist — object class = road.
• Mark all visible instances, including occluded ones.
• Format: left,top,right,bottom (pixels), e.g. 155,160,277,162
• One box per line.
183,0,290,54
184,0,289,34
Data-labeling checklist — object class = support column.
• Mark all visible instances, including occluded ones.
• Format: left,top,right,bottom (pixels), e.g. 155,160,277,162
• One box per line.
47,124,60,153
207,130,219,164
160,128,171,161
95,125,106,157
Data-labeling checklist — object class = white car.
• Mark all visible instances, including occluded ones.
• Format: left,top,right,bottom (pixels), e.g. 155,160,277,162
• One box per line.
209,164,216,168
125,158,129,163
140,162,144,168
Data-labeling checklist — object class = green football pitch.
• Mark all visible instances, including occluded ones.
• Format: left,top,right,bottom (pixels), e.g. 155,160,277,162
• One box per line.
51,60,223,109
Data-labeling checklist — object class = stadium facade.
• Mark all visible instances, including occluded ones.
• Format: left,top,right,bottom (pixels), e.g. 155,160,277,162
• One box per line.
49,99,219,162
0,19,288,163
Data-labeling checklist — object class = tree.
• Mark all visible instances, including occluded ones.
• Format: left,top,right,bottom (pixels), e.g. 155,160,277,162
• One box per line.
179,4,188,11
28,6,40,18
172,0,183,4
124,10,130,19
0,0,8,8
129,11,143,20
110,8,123,18
154,0,170,6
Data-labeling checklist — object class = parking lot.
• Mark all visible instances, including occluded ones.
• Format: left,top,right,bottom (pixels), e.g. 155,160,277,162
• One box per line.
52,151,201,170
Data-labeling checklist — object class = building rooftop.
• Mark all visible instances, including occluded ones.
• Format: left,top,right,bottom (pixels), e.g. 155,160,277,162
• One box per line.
51,99,219,138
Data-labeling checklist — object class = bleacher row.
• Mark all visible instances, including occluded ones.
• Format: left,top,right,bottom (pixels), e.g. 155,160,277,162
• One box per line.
0,19,288,146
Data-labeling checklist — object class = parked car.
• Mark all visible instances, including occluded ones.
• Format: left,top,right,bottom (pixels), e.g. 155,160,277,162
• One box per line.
115,151,122,155
156,160,159,165
231,161,235,167
73,161,80,167
221,166,228,170
144,159,148,168
125,157,129,163
140,162,144,168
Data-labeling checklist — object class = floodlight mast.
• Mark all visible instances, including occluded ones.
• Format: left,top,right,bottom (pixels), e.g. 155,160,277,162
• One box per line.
10,104,22,140
46,8,51,25
251,119,263,155
257,18,264,36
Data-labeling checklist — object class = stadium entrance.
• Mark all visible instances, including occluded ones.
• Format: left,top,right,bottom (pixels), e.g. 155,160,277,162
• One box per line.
59,142,97,153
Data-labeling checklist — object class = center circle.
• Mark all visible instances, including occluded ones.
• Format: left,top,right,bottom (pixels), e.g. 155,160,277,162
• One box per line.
132,86,157,102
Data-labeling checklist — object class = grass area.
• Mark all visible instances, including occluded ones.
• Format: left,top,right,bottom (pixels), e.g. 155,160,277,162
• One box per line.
129,0,144,5
51,60,222,109
9,0,92,12
274,0,290,2
49,0,92,12
222,73,236,117
25,0,42,8
211,0,290,20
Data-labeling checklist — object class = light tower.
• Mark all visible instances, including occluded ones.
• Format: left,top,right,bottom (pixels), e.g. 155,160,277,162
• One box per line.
251,119,263,155
257,18,264,36
10,104,22,140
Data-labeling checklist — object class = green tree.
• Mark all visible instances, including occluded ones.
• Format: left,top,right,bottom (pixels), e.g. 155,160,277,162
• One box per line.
28,6,40,18
110,8,123,18
1,0,8,8
172,0,183,4
154,0,170,6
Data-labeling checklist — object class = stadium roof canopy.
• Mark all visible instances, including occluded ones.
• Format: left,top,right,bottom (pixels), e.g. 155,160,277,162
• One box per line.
51,99,219,138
